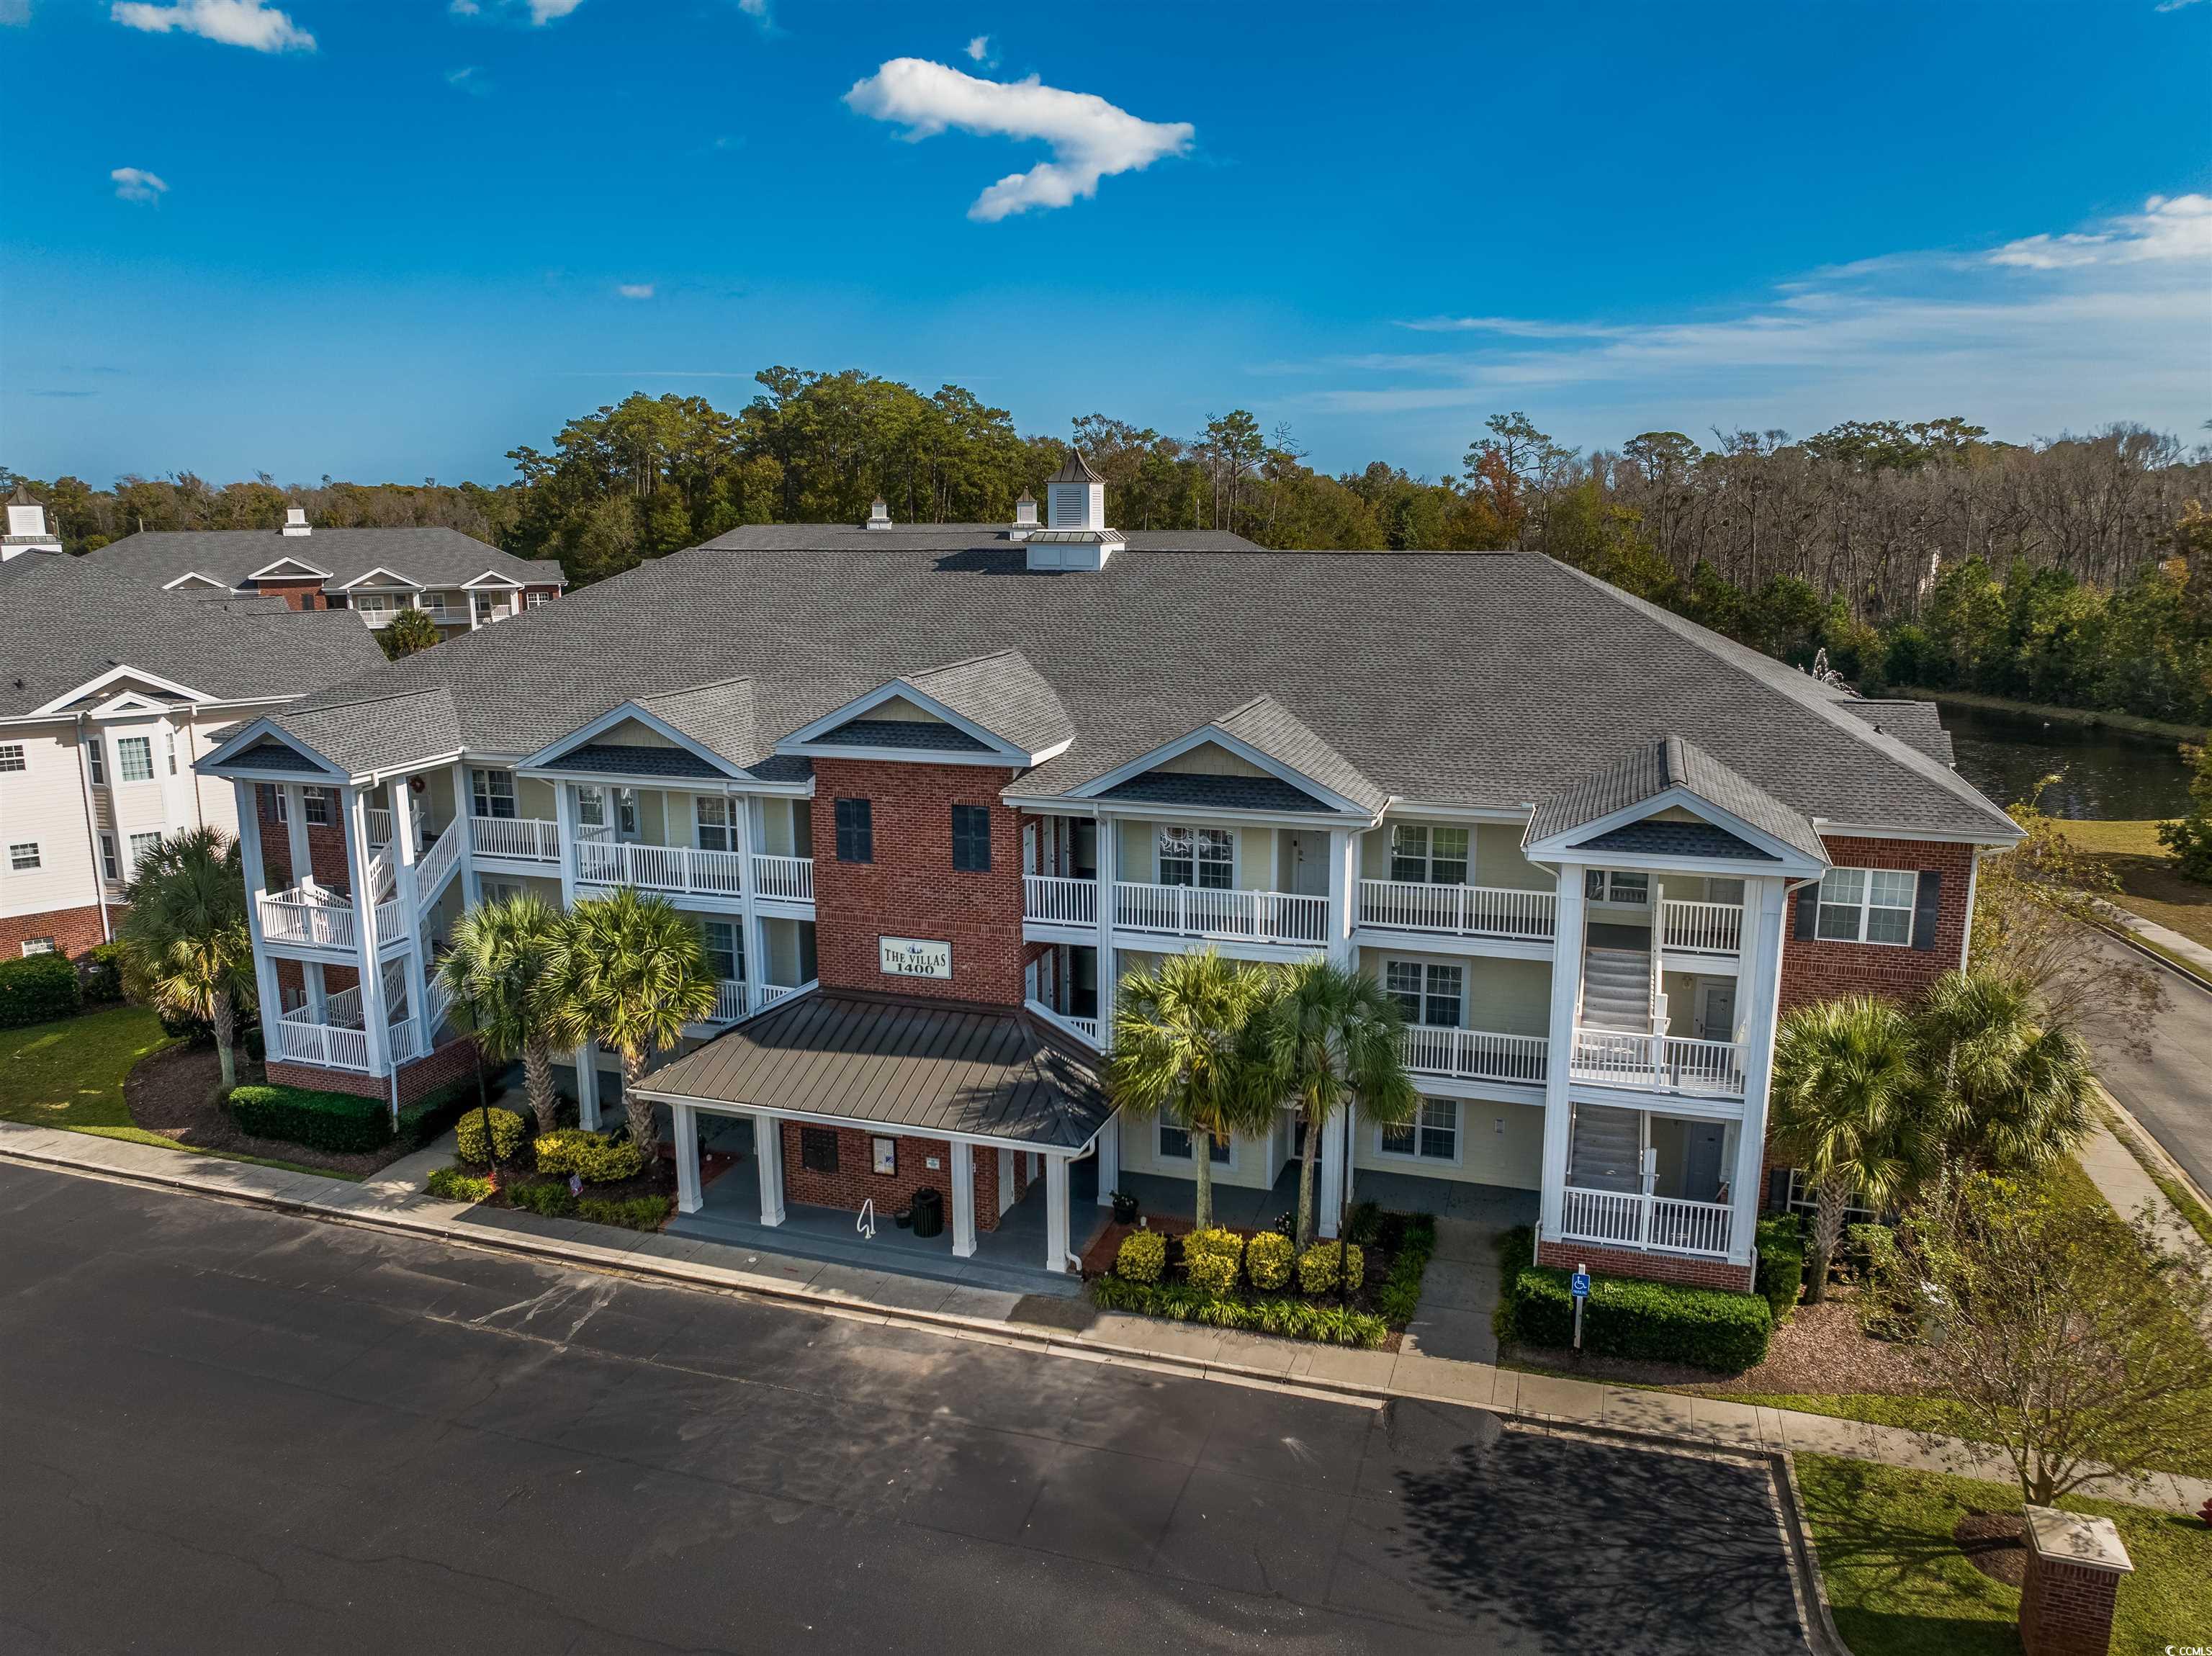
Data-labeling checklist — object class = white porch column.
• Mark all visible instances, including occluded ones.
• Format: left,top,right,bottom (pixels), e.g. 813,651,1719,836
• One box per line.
673,1102,702,1214
1043,1153,1071,1273
576,1042,602,1130
389,779,433,1040
734,793,766,997
998,1146,1017,1215
552,777,580,907
1316,1104,1346,1241
1538,863,1588,1243
1092,809,1116,1051
305,960,328,1023
1324,826,1358,967
283,783,313,888
343,786,392,1079
233,780,284,1041
1094,1114,1120,1207
454,762,482,906
754,1110,786,1225
1727,876,1791,1266
949,1143,978,1259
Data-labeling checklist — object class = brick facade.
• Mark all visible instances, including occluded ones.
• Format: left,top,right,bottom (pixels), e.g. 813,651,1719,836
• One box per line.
2018,1542,2126,1655
254,785,352,890
1535,1236,1755,1295
809,757,1030,1009
1777,834,1974,1013
253,577,327,611
778,1122,1007,1233
266,1032,480,1107
1,903,110,960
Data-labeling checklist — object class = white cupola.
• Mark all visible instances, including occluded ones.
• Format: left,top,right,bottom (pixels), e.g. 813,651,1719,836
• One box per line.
2,483,62,561
1022,449,1122,572
1010,490,1039,539
1046,448,1106,530
865,497,892,531
282,507,313,537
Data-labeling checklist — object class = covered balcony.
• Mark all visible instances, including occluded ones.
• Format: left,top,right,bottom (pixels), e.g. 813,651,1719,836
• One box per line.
255,883,410,953
574,832,746,898
1657,896,1744,960
269,966,449,1074
1112,880,1329,947
1556,1103,1738,1259
1568,1027,1745,1097
1399,1025,1550,1087
697,978,801,1028
1357,881,1557,942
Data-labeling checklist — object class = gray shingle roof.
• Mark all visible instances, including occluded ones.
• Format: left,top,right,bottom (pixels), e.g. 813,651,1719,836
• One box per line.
256,540,2015,842
635,678,760,768
1100,773,1337,813
1571,820,1781,861
1526,734,1827,863
265,686,462,777
814,718,991,752
558,742,724,779
1211,693,1387,812
1838,699,1954,766
705,523,1259,554
901,649,1074,755
639,992,1111,1149
0,554,387,720
87,527,565,595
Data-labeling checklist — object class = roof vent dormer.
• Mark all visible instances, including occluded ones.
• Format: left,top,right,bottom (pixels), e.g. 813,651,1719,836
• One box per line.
865,498,893,531
282,508,312,537
4,483,61,560
1025,449,1121,572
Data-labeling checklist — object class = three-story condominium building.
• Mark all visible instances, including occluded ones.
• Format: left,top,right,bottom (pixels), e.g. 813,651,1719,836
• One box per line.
0,514,390,960
198,461,2018,1289
89,516,566,635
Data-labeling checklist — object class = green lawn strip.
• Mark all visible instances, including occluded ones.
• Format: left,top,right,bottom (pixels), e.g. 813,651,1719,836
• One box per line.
1,1006,177,1130
67,1125,368,1183
2098,1101,2212,1253
1794,1452,2211,1656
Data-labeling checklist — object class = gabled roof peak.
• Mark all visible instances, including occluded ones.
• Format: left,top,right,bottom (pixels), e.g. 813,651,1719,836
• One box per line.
1048,447,1103,484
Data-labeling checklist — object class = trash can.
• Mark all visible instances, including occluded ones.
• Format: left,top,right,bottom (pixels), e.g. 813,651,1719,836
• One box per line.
909,1186,944,1239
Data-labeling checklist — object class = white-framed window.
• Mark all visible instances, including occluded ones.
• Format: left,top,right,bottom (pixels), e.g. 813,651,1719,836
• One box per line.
418,592,448,616
128,831,163,874
99,834,119,882
1158,1110,1233,1166
1786,1168,1879,1224
84,740,105,785
9,842,40,870
1390,823,1469,885
164,729,179,775
473,593,501,625
1816,867,1917,946
526,590,550,608
482,878,524,904
19,937,55,956
302,786,331,827
1384,959,1462,1027
701,919,743,983
354,593,395,617
1158,825,1233,889
265,783,288,824
615,788,639,837
1380,1098,1460,1163
1585,869,1649,905
115,735,154,783
575,786,606,830
0,742,23,773
470,768,516,820
696,796,731,852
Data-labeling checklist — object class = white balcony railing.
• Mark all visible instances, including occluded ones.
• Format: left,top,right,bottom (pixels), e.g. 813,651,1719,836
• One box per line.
469,815,562,863
575,839,745,898
1025,998,1101,1048
367,807,392,848
1024,873,1098,927
751,853,814,904
1113,881,1329,947
1569,1027,1745,1097
1559,1186,1735,1258
269,1016,373,1073
701,979,798,1025
256,888,410,952
1660,899,1743,956
1357,879,1558,942
1401,1025,1550,1086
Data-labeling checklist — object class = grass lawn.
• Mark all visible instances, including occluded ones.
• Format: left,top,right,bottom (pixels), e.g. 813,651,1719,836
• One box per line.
2059,817,2212,956
1797,1453,2211,1656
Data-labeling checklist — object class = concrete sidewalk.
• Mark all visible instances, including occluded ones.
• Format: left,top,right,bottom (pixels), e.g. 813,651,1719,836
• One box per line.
6,1117,2206,1519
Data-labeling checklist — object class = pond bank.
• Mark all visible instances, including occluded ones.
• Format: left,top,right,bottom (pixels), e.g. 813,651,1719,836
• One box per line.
1894,685,2205,744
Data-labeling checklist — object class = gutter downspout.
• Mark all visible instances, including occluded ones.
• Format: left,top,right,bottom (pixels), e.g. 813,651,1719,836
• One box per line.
74,714,111,942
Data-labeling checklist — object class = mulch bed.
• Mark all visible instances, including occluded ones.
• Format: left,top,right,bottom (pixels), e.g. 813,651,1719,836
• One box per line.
1501,1289,1930,1391
124,1042,412,1177
1954,1510,2029,1585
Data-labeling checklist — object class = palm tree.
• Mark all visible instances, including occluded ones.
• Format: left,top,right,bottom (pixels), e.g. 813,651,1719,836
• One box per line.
115,827,256,1091
1915,969,2095,1176
1106,948,1274,1232
1769,995,1931,1302
435,893,568,1134
1256,958,1419,1247
546,886,717,1160
379,607,441,660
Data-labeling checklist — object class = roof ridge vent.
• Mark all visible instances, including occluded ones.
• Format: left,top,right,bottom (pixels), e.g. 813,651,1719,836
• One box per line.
282,507,313,537
1010,490,1038,540
864,498,893,531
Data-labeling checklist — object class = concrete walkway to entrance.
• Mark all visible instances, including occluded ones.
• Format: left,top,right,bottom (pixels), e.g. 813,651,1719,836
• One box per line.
6,1117,2206,1519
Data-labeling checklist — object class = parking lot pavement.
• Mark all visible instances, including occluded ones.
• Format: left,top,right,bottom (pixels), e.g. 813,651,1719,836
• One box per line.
0,1163,1809,1655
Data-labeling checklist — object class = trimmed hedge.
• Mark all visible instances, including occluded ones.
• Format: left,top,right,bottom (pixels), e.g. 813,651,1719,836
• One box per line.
1186,1249,1239,1294
1503,1262,1772,1372
1375,1212,1439,1326
1755,1215,1806,1321
1115,1230,1166,1282
1089,1277,1388,1349
579,1194,673,1230
455,1106,529,1166
1244,1230,1295,1291
398,1070,504,1151
81,942,126,1004
1296,1241,1364,1296
1183,1227,1244,1267
534,1128,644,1184
226,1084,393,1153
0,952,81,1028
426,1165,493,1202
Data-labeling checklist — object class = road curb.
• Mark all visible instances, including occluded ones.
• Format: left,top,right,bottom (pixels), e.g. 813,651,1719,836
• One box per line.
2087,912,2212,997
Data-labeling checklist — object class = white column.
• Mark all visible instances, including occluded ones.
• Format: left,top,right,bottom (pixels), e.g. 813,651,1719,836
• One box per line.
1043,1153,1071,1273
1727,876,1791,1266
1316,1105,1345,1240
755,1110,785,1225
343,786,392,1078
552,778,579,908
389,778,433,1041
950,1143,978,1259
734,792,765,995
1325,826,1358,966
1092,810,1115,1051
305,960,328,1022
451,762,481,906
233,780,284,1044
1094,1114,1120,1207
283,783,313,888
576,1042,602,1130
1538,863,1588,1242
998,1146,1016,1215
673,1102,702,1214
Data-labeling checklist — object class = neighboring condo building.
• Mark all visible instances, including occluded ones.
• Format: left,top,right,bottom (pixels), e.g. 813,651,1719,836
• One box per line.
0,504,389,960
89,513,566,635
199,459,2018,1288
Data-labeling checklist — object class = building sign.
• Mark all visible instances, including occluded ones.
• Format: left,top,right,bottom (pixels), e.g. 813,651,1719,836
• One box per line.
879,936,952,980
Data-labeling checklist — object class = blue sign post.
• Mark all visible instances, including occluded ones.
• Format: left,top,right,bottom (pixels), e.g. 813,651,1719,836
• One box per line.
1570,1266,1591,1351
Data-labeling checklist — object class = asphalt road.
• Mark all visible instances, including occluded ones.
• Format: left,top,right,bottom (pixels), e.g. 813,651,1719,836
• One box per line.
0,1164,1809,1655
2084,929,2212,1195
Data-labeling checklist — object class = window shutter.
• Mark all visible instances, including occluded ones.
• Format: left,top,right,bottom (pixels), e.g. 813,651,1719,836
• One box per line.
1910,869,1942,951
1764,1166,1792,1215
1794,885,1818,940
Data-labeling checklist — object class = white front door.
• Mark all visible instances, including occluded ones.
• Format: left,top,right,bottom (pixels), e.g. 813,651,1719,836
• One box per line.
1285,831,1328,896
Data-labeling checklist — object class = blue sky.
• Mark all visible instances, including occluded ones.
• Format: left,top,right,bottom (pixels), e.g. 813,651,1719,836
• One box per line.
5,0,2208,487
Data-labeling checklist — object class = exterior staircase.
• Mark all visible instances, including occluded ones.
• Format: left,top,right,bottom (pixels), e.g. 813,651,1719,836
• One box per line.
1578,946,1652,1032
1568,1104,1643,1192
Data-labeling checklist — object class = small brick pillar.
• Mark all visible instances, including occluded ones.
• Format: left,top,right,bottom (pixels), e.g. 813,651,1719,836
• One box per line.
2018,1505,2134,1656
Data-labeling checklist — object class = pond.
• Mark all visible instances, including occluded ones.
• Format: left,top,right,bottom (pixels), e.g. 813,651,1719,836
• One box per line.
1938,701,2193,821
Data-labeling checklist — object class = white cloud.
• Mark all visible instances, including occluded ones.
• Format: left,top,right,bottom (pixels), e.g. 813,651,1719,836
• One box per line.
527,0,583,19
965,34,996,66
1987,192,2211,269
111,166,169,204
448,0,479,13
0,1,31,25
845,58,1192,222
111,0,313,51
445,65,487,94
616,283,655,300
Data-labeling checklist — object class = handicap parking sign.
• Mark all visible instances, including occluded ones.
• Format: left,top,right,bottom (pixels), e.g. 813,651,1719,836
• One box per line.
1570,1271,1591,1299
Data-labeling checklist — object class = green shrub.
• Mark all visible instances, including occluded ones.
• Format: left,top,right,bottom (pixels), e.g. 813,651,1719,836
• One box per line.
1185,1249,1240,1294
80,942,126,1004
1375,1213,1439,1325
454,1106,529,1166
1503,1264,1772,1372
1296,1241,1364,1296
577,1194,673,1230
1087,1277,1388,1348
1344,1200,1382,1247
1843,1221,1897,1279
426,1165,493,1202
1183,1227,1245,1269
225,1084,392,1153
508,1179,577,1219
1115,1229,1166,1283
398,1070,505,1149
0,952,81,1027
1755,1215,1807,1320
1244,1230,1295,1291
534,1127,645,1184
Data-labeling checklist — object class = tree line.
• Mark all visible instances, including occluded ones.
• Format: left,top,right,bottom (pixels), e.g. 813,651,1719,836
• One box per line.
9,369,2209,717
